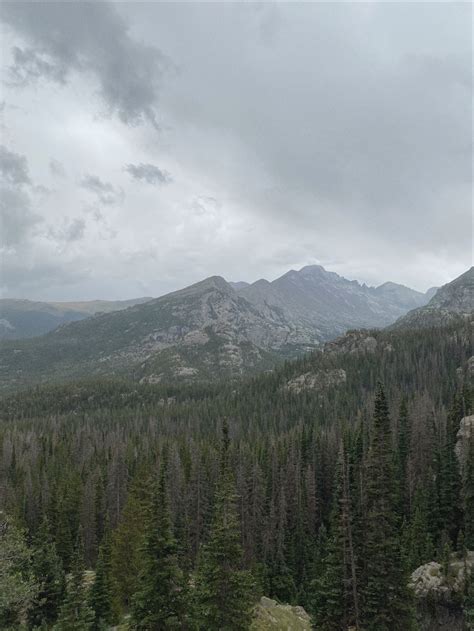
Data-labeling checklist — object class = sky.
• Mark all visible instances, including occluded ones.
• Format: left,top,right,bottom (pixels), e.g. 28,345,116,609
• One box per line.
0,1,472,301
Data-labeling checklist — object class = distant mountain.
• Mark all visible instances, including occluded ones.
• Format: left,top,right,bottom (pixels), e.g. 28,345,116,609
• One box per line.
237,265,430,339
392,267,473,329
0,297,152,340
0,265,435,390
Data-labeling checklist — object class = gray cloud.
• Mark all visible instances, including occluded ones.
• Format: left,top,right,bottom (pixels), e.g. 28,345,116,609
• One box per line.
0,144,30,185
1,2,170,127
125,162,172,186
49,158,66,179
0,2,471,299
80,174,124,206
0,187,41,247
48,217,86,244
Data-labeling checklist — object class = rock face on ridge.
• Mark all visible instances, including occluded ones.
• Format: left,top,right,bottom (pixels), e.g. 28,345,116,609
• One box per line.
392,267,474,330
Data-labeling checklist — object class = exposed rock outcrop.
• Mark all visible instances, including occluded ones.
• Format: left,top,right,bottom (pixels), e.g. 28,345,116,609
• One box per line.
285,368,347,393
410,551,474,630
455,415,474,475
251,596,311,630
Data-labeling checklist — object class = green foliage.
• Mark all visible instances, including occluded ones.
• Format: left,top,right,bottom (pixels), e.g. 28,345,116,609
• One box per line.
193,422,255,630
53,533,94,631
130,461,187,629
0,512,38,629
88,532,117,630
27,516,65,628
361,384,415,631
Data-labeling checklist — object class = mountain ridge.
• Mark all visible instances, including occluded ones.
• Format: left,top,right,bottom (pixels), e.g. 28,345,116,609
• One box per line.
0,263,442,391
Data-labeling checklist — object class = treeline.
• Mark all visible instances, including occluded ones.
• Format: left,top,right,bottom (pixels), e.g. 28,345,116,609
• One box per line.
0,322,473,629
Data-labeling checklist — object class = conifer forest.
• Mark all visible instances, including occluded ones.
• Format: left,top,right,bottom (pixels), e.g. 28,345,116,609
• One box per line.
1,320,473,630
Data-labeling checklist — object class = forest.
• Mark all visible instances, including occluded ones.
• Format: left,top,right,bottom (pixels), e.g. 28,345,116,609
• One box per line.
1,320,473,630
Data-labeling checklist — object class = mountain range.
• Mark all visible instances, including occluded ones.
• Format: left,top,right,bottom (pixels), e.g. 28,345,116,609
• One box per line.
0,297,152,340
1,264,470,391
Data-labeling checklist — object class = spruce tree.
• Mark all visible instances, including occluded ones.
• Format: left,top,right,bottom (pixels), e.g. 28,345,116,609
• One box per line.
130,459,186,629
193,421,255,630
88,531,116,630
361,383,415,631
462,434,474,549
110,472,149,612
309,443,360,631
53,531,94,631
28,515,65,628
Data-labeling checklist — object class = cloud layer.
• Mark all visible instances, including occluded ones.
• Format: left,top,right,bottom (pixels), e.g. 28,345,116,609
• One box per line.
0,2,471,300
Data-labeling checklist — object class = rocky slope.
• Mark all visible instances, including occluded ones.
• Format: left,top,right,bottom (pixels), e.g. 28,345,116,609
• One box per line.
0,297,152,340
0,265,437,390
392,267,473,330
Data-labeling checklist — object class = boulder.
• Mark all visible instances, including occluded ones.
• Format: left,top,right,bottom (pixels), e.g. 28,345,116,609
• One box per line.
409,551,474,630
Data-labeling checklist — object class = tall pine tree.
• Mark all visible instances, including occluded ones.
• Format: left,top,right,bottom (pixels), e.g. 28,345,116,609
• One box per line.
193,421,255,630
53,531,94,631
361,383,415,631
28,515,65,628
130,458,186,629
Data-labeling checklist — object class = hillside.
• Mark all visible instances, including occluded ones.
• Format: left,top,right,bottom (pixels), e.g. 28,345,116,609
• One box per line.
0,297,152,340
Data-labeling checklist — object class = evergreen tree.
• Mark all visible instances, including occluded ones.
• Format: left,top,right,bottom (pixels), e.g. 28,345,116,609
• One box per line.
130,459,186,629
110,472,149,612
53,531,94,631
309,443,360,630
462,434,474,549
88,531,116,630
0,512,38,629
401,488,434,572
28,515,65,628
361,384,415,631
193,421,255,630
396,398,411,518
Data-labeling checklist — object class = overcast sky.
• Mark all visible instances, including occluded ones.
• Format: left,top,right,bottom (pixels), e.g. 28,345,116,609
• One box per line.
0,1,471,300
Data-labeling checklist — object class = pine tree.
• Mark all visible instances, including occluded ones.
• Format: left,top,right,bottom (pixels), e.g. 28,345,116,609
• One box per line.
438,394,463,546
110,472,149,612
193,421,255,630
28,515,65,628
130,459,186,629
462,434,474,549
88,531,116,630
401,488,434,572
396,398,411,518
53,531,94,631
0,512,38,628
309,443,360,630
361,383,415,631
